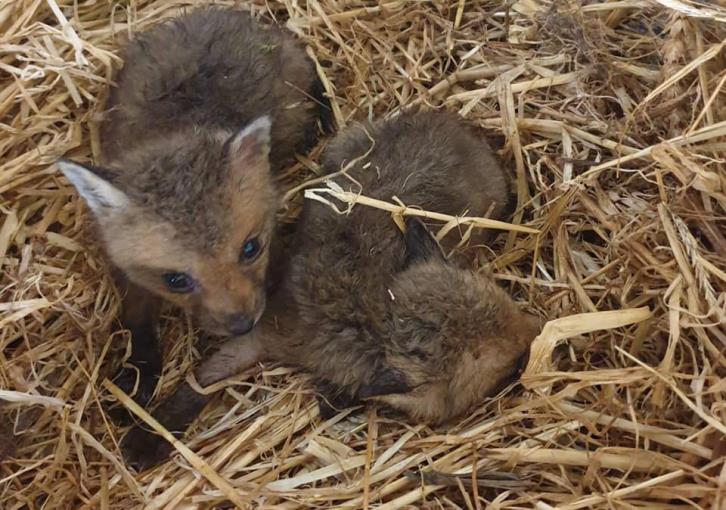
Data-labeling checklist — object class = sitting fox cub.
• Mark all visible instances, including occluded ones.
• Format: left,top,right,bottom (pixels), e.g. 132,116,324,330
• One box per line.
121,111,539,469
57,8,331,408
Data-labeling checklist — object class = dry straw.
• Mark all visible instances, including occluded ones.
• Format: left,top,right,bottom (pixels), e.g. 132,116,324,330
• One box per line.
1,0,725,508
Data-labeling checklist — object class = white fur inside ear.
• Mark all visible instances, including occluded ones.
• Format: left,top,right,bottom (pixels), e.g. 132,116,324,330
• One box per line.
230,115,272,158
57,159,130,214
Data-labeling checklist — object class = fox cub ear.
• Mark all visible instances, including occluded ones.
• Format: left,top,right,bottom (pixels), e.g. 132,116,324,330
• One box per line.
227,115,272,168
403,216,446,267
56,159,131,216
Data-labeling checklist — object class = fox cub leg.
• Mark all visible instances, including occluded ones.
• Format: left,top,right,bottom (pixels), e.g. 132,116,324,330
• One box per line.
113,280,162,409
121,334,266,469
314,365,412,419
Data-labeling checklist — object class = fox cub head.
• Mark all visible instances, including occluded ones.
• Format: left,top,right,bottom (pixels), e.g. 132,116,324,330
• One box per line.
371,218,541,423
58,117,277,336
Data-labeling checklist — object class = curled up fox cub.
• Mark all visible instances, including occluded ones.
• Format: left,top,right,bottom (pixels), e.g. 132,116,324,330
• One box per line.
57,8,331,410
122,111,541,469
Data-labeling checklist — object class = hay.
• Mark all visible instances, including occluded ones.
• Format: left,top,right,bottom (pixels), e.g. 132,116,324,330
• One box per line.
1,0,725,508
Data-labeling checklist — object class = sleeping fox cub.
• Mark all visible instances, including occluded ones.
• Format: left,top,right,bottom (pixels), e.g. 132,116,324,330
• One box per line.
57,8,331,408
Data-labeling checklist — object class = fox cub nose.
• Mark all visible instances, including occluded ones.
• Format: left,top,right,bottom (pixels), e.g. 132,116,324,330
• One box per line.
226,314,254,335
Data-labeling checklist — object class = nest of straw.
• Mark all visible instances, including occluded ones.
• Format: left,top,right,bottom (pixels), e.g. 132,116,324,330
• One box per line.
2,0,725,508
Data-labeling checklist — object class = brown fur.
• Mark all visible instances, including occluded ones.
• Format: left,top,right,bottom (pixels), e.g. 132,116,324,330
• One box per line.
121,111,539,469
63,8,326,331
100,8,327,168
360,257,540,423
270,111,538,422
56,9,330,412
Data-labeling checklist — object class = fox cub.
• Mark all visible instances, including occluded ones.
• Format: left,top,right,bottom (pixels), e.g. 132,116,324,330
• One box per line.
274,110,540,422
57,8,331,408
121,111,539,469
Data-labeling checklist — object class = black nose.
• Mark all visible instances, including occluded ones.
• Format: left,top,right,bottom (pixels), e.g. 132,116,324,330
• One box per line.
226,314,254,335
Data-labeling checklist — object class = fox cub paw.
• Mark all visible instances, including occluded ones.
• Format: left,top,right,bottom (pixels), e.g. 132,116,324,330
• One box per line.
121,425,174,471
108,366,159,425
314,380,362,419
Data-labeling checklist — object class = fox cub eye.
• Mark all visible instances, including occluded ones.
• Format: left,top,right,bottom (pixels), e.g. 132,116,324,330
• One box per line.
240,237,262,263
163,272,196,293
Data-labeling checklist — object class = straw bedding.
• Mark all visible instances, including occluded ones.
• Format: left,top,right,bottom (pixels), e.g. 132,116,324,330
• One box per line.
1,0,725,508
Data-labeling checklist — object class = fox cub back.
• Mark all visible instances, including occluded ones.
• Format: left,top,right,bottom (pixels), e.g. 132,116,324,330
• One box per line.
58,8,329,335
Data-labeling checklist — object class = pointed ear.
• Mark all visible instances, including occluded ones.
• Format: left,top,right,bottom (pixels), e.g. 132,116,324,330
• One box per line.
403,216,446,267
57,159,131,216
227,116,272,172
